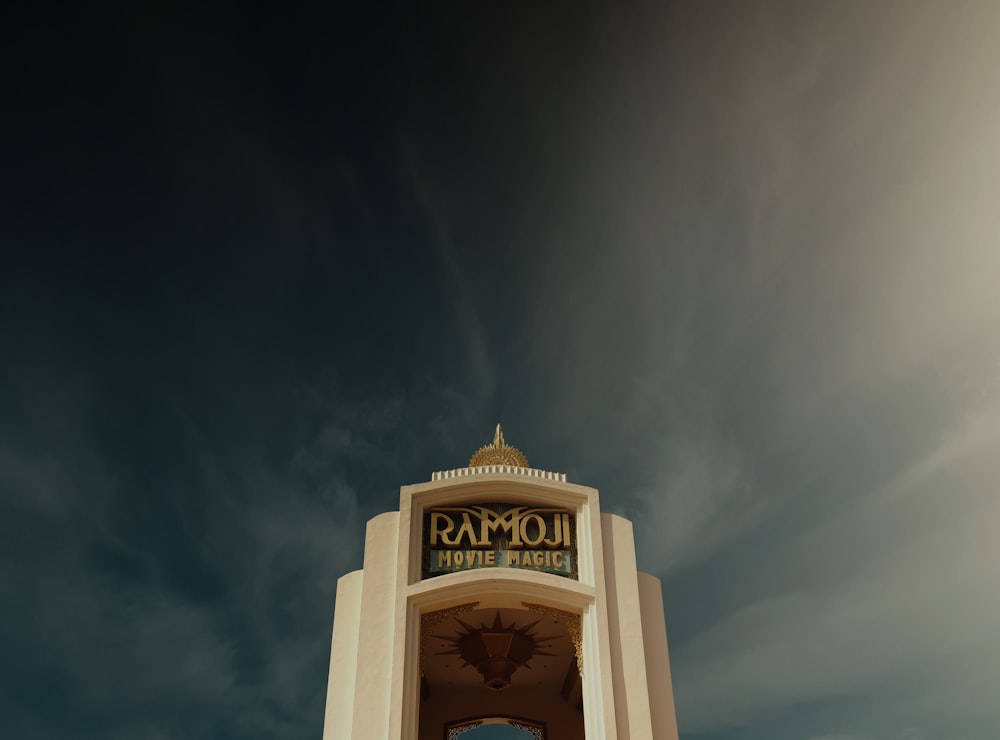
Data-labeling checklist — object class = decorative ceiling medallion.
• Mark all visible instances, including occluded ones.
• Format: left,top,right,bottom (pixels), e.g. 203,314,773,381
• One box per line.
433,611,560,690
469,424,528,468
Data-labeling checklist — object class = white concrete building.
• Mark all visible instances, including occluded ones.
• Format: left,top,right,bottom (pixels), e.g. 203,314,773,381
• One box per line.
322,426,680,740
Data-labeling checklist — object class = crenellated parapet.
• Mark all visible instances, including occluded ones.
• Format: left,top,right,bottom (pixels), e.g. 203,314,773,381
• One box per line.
431,465,566,482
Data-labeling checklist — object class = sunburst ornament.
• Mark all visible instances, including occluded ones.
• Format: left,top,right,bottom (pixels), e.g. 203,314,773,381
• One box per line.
433,611,560,690
469,424,528,468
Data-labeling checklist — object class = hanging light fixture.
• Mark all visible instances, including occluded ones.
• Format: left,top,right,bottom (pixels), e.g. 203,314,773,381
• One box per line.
435,611,559,690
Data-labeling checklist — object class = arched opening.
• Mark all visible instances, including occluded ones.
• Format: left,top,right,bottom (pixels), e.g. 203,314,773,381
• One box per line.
446,717,543,740
419,607,583,739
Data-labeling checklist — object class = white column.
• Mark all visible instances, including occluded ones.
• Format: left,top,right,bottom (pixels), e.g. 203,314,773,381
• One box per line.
350,513,400,740
324,570,364,740
638,573,680,740
602,514,656,740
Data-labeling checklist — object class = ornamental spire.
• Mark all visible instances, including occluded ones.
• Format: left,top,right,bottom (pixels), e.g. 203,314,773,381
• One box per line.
469,423,528,468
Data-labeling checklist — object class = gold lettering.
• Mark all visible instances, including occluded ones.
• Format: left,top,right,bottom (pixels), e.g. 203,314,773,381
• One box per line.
430,508,574,576
543,514,563,547
520,513,546,547
449,513,479,547
478,506,523,547
430,512,455,546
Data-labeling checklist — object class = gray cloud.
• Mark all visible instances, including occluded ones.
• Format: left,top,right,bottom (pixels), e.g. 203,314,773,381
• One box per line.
0,368,387,739
633,411,761,572
672,382,1000,734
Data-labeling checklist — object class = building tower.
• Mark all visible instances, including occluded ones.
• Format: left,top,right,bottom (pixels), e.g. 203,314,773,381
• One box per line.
322,426,680,740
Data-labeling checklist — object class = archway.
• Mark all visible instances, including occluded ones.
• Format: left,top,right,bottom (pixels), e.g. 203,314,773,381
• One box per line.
419,606,583,740
447,718,542,740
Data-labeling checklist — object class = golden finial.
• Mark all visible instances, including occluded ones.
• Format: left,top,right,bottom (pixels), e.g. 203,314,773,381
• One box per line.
469,423,529,468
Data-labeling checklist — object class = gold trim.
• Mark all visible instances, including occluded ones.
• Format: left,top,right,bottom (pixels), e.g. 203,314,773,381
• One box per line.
522,602,583,676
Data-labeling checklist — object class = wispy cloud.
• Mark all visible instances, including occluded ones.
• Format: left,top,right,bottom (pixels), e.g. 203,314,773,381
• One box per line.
632,411,761,572
405,157,496,415
672,380,1000,734
0,366,389,739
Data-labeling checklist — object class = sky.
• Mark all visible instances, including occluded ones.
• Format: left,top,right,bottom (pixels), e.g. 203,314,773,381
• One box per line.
2,2,1000,740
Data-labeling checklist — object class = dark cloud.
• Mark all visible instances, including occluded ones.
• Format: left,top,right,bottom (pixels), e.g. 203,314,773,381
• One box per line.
3,3,999,740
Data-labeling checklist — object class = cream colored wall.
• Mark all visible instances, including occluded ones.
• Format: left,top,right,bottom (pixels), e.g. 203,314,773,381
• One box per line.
602,514,656,740
321,471,680,740
638,573,680,740
324,570,363,740
350,512,400,740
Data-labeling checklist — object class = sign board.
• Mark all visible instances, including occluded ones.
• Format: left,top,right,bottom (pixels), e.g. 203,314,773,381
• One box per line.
422,503,577,580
